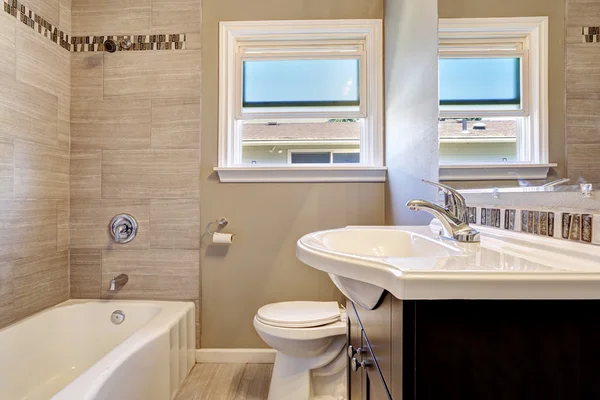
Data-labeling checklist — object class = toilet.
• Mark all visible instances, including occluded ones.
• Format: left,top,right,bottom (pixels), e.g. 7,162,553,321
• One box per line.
253,301,347,400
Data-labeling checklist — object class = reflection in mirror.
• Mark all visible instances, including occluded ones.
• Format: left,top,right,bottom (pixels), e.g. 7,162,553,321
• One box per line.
436,0,600,190
459,181,598,195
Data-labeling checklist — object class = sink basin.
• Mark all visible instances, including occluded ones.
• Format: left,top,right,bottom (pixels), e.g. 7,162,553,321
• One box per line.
316,228,462,258
298,224,600,305
297,227,464,308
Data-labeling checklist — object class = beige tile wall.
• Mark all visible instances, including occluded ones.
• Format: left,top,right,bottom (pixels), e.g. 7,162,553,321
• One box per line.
70,0,202,345
0,0,71,327
566,0,600,182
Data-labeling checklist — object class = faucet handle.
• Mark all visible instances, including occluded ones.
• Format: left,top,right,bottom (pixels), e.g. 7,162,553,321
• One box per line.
109,214,138,244
422,180,467,222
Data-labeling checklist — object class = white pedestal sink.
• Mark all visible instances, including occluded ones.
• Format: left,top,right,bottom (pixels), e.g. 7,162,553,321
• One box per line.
297,227,464,308
297,223,600,304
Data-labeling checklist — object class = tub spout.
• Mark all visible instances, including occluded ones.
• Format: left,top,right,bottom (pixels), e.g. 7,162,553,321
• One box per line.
109,274,129,291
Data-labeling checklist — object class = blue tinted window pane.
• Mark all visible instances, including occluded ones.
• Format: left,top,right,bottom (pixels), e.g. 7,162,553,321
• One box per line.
439,58,520,105
291,152,331,164
333,153,360,163
243,59,359,107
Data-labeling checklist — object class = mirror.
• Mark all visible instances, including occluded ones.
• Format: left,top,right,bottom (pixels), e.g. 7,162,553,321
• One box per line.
437,0,598,191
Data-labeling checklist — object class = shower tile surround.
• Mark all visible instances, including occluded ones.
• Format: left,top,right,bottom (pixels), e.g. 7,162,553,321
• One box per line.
0,0,200,343
67,0,201,344
0,0,70,327
467,206,600,246
2,0,71,49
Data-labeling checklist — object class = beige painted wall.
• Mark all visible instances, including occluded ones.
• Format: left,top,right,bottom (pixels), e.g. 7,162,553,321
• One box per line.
0,0,70,327
438,0,567,187
201,0,385,348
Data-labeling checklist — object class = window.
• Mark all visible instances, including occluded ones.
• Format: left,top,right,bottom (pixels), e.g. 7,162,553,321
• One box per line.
243,59,360,108
288,149,360,164
217,20,384,183
438,17,556,180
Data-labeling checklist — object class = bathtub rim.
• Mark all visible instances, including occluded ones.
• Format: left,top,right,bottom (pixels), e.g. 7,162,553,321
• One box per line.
0,299,195,400
59,299,195,399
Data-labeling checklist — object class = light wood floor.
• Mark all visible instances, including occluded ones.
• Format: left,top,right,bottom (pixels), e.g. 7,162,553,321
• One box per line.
175,364,274,400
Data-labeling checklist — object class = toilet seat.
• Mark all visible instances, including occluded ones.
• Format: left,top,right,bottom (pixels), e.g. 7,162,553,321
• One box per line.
254,316,346,341
256,301,341,328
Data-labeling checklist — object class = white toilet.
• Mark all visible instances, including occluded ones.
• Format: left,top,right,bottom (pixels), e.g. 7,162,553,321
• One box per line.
253,301,347,400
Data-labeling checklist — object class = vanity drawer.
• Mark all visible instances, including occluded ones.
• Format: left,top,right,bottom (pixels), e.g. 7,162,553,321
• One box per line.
347,299,363,399
352,293,393,391
362,329,392,399
347,297,391,400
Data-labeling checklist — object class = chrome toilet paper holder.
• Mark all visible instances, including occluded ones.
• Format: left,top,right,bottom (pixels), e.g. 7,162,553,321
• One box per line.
206,218,228,236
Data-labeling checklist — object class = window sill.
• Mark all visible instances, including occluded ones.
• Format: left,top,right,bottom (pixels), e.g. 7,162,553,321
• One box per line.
439,163,557,181
214,166,387,183
439,137,516,144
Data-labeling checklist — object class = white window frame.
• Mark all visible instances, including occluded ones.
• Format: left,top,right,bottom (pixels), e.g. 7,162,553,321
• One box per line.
216,20,385,183
438,17,557,181
287,148,361,164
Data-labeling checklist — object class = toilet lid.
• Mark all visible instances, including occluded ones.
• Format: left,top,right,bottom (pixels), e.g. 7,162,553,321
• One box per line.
256,301,341,328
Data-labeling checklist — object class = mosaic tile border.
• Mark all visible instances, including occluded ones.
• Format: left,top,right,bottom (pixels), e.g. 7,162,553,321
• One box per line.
2,0,70,50
582,27,600,43
467,206,600,246
2,0,188,52
71,34,187,52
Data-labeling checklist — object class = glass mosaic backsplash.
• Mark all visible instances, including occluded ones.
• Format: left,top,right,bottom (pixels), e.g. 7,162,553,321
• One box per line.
467,206,599,246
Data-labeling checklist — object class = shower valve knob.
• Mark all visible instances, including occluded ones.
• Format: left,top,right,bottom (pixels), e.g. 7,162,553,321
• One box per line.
109,214,138,244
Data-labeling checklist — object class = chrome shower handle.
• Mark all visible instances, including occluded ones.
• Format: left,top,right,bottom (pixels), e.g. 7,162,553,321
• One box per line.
109,214,138,244
114,223,127,242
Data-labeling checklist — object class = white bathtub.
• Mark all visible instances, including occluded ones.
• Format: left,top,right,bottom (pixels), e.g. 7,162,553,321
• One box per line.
0,299,195,400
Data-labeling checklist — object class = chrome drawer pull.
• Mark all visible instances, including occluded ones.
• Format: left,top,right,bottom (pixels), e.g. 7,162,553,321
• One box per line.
350,357,369,372
347,345,365,359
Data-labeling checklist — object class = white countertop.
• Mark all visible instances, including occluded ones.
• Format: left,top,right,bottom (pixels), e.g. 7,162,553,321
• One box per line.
297,223,600,301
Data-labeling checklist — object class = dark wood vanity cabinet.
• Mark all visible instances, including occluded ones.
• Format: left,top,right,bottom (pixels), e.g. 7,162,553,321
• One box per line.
347,299,362,398
347,296,393,400
347,294,600,400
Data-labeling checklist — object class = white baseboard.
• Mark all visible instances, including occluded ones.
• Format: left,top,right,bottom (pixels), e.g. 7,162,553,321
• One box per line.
196,348,276,364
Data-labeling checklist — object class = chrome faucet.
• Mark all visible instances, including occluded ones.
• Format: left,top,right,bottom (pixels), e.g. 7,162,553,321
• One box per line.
406,180,480,243
109,274,129,291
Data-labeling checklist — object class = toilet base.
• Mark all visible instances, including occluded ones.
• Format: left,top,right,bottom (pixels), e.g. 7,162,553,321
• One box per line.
267,336,347,400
